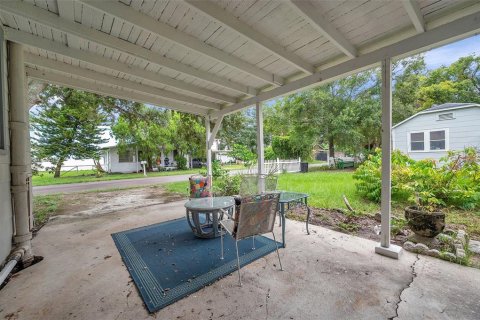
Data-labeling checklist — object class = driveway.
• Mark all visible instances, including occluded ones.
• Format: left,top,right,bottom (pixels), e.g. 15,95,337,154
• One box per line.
33,174,193,195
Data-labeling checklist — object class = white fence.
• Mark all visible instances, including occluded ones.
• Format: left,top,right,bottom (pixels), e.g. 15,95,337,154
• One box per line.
235,158,301,175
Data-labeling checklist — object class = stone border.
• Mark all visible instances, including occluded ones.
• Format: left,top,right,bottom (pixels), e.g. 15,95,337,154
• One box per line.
403,229,469,263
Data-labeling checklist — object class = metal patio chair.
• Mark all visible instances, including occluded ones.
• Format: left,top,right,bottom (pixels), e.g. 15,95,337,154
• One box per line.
219,192,283,286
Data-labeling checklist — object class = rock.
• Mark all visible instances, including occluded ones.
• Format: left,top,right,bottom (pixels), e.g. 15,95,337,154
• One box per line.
454,243,464,250
437,233,453,244
413,243,429,253
403,241,415,251
443,228,456,236
456,249,466,259
441,252,456,261
456,230,467,245
468,240,480,255
426,249,440,258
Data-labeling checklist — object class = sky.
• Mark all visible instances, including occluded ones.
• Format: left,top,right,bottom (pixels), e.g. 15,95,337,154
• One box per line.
423,34,480,69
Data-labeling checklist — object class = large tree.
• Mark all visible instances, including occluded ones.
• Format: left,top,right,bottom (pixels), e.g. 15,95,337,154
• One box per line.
31,85,108,177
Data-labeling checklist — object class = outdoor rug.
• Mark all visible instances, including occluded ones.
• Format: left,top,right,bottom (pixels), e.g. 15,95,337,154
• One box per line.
111,218,281,313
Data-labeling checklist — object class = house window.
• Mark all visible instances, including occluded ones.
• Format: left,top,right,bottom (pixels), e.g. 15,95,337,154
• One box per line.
118,149,135,163
410,132,425,151
409,129,448,152
438,113,454,121
430,130,446,150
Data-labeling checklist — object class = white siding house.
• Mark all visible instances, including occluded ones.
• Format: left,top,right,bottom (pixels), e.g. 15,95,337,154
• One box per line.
392,103,480,161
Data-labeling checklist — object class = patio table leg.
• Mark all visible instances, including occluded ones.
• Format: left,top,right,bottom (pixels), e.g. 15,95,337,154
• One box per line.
281,203,286,248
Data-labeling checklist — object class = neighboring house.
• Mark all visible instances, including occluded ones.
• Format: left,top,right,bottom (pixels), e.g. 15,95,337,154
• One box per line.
392,103,480,161
100,136,179,173
211,139,235,163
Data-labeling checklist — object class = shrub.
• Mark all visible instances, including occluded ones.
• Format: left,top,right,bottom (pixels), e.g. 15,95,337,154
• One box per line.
353,148,480,210
174,154,187,170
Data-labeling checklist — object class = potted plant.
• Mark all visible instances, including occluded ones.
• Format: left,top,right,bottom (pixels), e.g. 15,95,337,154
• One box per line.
405,190,445,238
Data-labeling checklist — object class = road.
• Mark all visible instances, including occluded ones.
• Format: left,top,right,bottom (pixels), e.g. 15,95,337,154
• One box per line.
33,174,193,195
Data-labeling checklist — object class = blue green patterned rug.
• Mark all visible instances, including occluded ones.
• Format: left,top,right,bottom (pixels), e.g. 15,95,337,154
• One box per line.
111,218,281,313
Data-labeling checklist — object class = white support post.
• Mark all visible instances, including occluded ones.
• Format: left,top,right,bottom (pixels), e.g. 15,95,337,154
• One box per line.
205,116,212,187
256,101,265,193
9,42,34,264
375,57,402,259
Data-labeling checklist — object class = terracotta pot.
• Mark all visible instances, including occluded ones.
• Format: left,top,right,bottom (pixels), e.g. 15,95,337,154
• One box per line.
404,206,445,238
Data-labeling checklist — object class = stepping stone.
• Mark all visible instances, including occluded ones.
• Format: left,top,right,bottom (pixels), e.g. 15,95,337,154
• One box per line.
468,240,480,255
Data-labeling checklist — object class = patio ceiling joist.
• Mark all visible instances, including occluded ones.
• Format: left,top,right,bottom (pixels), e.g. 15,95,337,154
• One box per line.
402,0,426,33
183,0,315,75
0,1,253,97
24,53,222,111
26,67,207,116
3,28,236,104
288,0,357,58
210,10,480,119
79,0,284,87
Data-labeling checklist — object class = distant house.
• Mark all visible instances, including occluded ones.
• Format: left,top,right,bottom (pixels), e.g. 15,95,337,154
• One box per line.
100,137,179,173
211,139,234,163
392,103,480,161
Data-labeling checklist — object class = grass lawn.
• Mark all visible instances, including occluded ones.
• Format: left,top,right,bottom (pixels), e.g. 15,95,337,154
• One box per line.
164,171,379,214
32,168,202,186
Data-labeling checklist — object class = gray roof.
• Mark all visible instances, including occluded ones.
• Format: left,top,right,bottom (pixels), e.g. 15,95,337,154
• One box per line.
425,103,479,112
392,102,480,129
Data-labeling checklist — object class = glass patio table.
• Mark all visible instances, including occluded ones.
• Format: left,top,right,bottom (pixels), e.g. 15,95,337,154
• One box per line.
184,196,235,239
278,191,310,248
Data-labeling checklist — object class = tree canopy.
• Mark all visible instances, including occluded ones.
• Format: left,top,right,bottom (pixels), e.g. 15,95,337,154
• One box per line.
31,85,108,177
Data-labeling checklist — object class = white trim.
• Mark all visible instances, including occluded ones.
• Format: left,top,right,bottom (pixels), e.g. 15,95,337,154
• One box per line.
25,67,208,116
289,0,357,58
184,0,314,75
407,128,449,153
402,0,426,33
210,11,480,118
4,27,236,104
392,104,480,129
0,0,255,96
80,0,283,87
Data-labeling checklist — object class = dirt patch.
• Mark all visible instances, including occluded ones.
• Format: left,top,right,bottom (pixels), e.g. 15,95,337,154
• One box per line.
38,186,186,222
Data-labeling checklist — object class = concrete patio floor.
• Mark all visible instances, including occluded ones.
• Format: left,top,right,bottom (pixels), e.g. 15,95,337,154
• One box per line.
0,201,479,320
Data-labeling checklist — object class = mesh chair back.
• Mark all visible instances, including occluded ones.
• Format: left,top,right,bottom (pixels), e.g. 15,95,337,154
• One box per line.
239,174,278,196
189,175,212,198
234,193,280,240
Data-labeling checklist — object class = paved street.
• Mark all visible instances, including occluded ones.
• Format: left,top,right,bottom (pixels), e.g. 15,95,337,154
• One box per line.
33,174,193,195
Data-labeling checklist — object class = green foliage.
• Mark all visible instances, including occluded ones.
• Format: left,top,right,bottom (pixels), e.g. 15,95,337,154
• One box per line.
174,154,187,170
31,85,108,177
264,145,276,160
229,144,257,167
354,148,480,211
33,194,62,227
271,135,310,160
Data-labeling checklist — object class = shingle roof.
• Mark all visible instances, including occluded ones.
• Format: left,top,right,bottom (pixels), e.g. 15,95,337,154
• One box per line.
425,103,480,112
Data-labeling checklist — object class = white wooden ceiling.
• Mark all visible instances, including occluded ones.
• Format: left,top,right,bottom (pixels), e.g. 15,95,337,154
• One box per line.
0,0,479,117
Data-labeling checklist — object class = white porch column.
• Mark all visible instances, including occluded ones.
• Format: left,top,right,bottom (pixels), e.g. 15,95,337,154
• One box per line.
256,101,265,193
375,57,402,259
205,116,212,185
9,42,33,264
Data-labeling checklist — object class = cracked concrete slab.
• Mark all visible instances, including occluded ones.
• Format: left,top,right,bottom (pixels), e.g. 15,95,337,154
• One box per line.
396,254,480,319
0,201,478,320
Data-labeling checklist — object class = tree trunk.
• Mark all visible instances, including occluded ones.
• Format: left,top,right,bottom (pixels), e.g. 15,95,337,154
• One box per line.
328,137,335,158
54,161,63,178
93,158,105,173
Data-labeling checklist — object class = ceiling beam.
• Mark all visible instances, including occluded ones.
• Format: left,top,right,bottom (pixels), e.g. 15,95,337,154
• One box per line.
24,53,222,110
25,67,207,115
80,0,284,86
0,0,254,96
211,10,480,118
183,0,315,75
289,0,357,58
4,27,236,104
402,0,426,33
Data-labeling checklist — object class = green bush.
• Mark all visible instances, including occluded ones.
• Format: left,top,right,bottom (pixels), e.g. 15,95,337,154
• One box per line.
174,154,187,170
353,148,480,210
